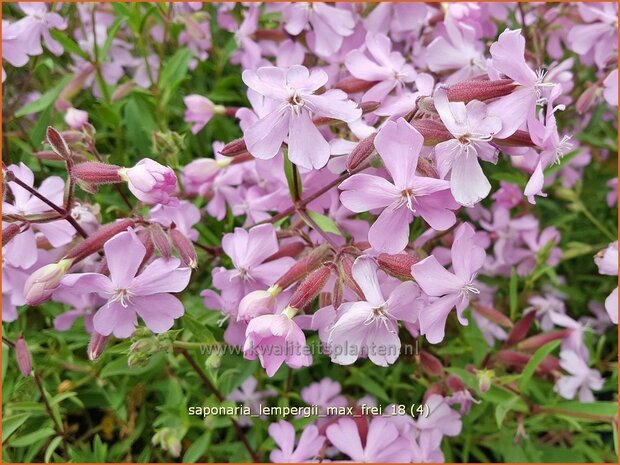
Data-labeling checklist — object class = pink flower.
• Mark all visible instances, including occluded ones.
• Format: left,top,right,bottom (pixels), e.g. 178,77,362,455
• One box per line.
2,20,30,81
426,14,485,83
345,33,416,102
554,350,604,402
595,241,618,324
433,87,502,207
228,376,276,426
567,3,618,69
242,65,361,169
282,3,355,57
412,223,486,344
212,224,295,305
13,3,67,56
488,29,552,139
120,158,178,206
415,393,463,436
61,230,191,338
3,163,76,269
301,378,348,413
269,421,325,463
65,107,89,129
149,200,201,241
243,312,312,377
603,69,618,107
340,118,457,254
183,95,219,134
326,417,412,462
328,256,423,366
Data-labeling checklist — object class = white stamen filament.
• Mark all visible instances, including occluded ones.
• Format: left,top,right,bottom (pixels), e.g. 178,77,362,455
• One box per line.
111,288,135,308
364,305,397,334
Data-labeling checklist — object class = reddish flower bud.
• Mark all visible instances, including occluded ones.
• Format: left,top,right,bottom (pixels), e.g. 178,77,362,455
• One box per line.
111,80,135,102
415,96,438,116
56,65,94,109
332,277,344,309
473,304,513,328
411,119,452,145
420,351,444,376
494,129,536,148
46,126,71,160
447,78,517,103
275,244,331,290
2,223,22,247
576,84,599,114
377,252,418,281
496,350,529,367
219,137,249,157
170,228,198,269
149,224,173,259
346,133,377,172
446,374,466,392
538,355,561,374
15,336,33,376
505,311,536,347
334,76,379,94
60,130,85,144
517,329,572,351
87,332,109,361
423,383,443,402
24,258,74,305
289,265,332,309
64,219,135,263
72,161,123,185
359,100,381,114
265,241,306,262
339,256,365,299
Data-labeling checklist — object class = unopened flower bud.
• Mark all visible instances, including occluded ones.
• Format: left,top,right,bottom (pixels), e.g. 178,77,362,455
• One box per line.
496,350,529,367
46,126,71,160
494,130,536,148
88,332,109,361
346,133,377,172
377,252,418,280
415,96,438,116
516,329,571,351
411,119,452,145
219,137,248,157
60,130,85,144
446,374,466,392
265,241,306,262
359,101,381,114
473,304,513,328
423,383,443,402
170,228,198,268
15,336,33,377
576,84,600,114
150,223,173,259
275,244,331,290
64,219,135,263
111,80,135,102
338,256,365,299
24,258,74,305
447,78,517,103
56,65,94,109
72,161,123,185
332,277,344,309
152,428,182,458
334,76,379,94
505,311,536,347
420,351,444,376
2,223,21,247
238,286,281,322
289,265,332,309
475,369,494,393
119,159,178,206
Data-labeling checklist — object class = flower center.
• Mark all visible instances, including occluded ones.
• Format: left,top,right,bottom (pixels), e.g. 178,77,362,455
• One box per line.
364,305,397,334
287,90,305,114
554,135,573,164
111,288,135,308
462,283,480,297
401,189,416,212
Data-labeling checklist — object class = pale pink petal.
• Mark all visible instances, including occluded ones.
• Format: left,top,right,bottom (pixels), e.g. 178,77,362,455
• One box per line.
287,110,330,169
368,202,412,254
411,256,464,296
132,294,184,333
339,174,400,212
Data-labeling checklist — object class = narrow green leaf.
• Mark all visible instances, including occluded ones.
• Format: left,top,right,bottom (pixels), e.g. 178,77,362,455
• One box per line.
509,267,518,320
9,428,55,447
183,432,210,463
518,340,561,393
49,30,88,59
2,413,30,442
44,436,63,463
306,210,342,236
15,75,72,117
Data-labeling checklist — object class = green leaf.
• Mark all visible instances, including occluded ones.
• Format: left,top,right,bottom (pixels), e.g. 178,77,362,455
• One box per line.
102,17,124,57
49,30,89,59
518,340,560,393
183,314,216,344
183,432,210,462
306,210,342,236
346,370,390,402
552,401,618,418
159,48,193,104
44,436,63,463
2,413,30,442
9,428,55,447
15,75,72,117
509,267,518,320
495,396,519,428
122,95,157,153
